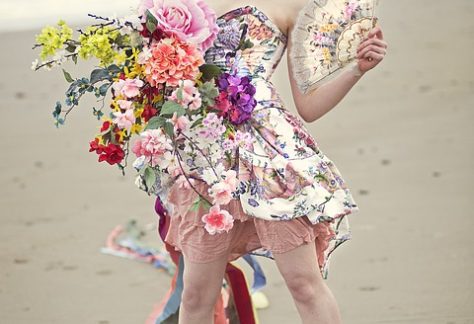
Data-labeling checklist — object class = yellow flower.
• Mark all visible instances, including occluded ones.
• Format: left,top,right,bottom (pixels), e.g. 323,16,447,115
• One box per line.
134,107,144,118
322,48,332,63
319,23,337,33
96,135,105,145
131,123,143,135
115,129,127,143
78,26,121,66
35,20,73,60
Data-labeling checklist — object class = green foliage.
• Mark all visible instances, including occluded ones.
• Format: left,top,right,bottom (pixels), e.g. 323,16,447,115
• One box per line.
160,101,186,117
146,10,158,34
198,81,219,107
62,69,74,83
143,167,156,192
199,64,222,82
145,116,166,130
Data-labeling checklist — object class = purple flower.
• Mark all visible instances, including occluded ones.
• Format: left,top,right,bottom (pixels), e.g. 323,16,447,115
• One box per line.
216,72,257,125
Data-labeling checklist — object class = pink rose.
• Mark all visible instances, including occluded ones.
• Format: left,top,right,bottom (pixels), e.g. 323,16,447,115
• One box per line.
142,0,218,51
201,205,234,235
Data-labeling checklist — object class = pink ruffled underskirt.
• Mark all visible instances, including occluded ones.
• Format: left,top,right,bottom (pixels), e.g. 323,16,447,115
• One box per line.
162,180,337,276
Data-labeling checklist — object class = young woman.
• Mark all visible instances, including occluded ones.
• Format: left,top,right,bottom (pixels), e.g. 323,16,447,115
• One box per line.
160,1,388,323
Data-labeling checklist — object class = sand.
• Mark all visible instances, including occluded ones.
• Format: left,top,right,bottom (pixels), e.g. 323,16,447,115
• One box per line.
1,0,473,323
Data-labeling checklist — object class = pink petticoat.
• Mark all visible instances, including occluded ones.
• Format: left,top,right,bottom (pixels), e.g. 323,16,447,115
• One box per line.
163,180,338,277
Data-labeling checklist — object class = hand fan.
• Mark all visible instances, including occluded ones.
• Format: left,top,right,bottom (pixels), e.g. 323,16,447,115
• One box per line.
290,0,380,94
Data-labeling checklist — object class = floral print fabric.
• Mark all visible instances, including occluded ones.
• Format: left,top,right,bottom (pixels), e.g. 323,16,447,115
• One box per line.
160,6,360,279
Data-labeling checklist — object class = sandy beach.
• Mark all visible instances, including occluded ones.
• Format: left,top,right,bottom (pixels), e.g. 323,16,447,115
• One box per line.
1,0,473,323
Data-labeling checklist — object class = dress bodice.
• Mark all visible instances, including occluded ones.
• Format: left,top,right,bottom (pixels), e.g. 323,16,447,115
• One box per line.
204,6,288,104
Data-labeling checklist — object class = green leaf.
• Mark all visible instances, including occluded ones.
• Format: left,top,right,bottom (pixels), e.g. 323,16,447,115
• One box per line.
146,9,158,34
163,122,175,137
72,55,78,64
143,167,156,191
190,197,201,212
159,101,186,117
98,83,111,96
90,68,111,84
65,44,76,53
198,81,219,107
145,116,166,130
62,69,74,83
176,87,183,101
199,64,222,82
107,64,122,75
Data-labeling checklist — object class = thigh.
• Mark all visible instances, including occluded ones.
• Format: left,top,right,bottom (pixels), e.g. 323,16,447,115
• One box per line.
182,251,229,299
272,236,323,284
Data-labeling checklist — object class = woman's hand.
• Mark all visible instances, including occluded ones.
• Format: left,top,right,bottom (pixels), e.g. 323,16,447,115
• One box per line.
356,25,388,74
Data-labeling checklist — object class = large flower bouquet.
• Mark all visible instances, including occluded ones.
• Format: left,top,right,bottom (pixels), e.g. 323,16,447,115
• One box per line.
32,0,258,235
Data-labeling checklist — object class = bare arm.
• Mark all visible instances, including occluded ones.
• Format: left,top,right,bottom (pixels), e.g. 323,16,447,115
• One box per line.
286,24,388,123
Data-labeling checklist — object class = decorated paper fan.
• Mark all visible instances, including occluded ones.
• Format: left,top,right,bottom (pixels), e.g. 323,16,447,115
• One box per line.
290,0,380,94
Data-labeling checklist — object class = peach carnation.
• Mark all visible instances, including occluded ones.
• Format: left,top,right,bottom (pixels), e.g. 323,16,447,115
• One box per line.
142,36,204,87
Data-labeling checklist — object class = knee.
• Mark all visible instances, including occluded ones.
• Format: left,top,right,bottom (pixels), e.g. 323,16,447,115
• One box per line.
284,272,320,303
181,282,219,313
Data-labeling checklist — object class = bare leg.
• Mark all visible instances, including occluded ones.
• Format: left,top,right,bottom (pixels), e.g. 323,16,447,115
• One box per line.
272,240,343,324
178,252,229,324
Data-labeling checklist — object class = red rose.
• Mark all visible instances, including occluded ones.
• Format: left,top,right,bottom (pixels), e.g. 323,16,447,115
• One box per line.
98,143,125,165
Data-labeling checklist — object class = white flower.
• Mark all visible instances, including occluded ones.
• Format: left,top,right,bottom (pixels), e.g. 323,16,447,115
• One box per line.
31,59,39,71
132,156,146,171
134,174,146,190
159,151,177,171
137,46,152,64
201,167,218,185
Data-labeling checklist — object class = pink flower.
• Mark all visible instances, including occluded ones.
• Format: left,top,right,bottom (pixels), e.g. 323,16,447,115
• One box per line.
198,113,226,139
142,36,204,87
112,109,136,130
222,169,238,191
344,2,357,20
112,78,144,98
141,0,218,51
201,205,234,235
117,99,133,110
209,181,233,205
132,129,173,167
169,79,202,110
170,112,190,132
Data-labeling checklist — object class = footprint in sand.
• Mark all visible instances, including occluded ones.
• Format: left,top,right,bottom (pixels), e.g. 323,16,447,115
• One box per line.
418,85,432,93
359,286,380,291
14,258,29,264
96,269,113,276
15,91,26,99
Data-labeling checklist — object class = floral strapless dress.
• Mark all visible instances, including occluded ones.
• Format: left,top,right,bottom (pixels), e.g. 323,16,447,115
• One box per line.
161,6,359,280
